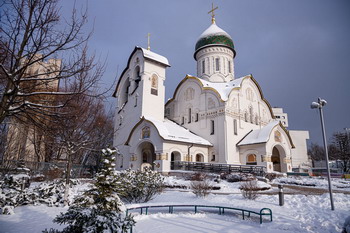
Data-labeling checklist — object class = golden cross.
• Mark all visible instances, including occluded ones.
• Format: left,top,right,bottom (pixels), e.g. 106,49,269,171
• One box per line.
147,33,151,51
208,3,218,24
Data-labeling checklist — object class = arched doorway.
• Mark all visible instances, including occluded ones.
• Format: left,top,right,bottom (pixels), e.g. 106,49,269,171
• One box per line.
195,153,204,162
137,141,156,170
170,151,181,170
271,147,281,172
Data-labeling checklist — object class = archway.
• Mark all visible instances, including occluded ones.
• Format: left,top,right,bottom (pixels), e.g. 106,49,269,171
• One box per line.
271,147,281,172
246,154,257,165
170,151,181,170
195,153,204,162
137,141,156,170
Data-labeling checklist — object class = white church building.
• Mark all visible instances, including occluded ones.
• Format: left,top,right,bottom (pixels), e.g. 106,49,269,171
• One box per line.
113,13,309,174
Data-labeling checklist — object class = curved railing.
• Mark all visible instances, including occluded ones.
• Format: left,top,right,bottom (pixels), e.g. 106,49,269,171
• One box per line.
126,204,272,224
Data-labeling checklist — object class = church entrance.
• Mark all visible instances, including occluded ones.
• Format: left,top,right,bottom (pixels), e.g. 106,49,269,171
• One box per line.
138,141,156,170
271,146,282,172
170,151,181,170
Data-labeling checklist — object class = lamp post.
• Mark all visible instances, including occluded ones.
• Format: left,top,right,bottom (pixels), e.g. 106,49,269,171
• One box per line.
311,97,334,210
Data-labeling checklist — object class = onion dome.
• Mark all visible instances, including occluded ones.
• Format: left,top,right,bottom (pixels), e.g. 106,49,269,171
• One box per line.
194,22,236,59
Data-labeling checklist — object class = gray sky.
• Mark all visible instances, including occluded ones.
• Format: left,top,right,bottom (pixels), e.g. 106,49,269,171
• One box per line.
60,0,350,145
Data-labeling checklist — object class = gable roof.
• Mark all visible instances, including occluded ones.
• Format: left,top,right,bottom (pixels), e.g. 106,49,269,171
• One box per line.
237,120,295,148
165,74,275,119
125,116,212,146
113,46,170,97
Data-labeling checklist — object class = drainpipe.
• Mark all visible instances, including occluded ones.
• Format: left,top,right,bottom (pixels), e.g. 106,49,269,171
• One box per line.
188,144,194,162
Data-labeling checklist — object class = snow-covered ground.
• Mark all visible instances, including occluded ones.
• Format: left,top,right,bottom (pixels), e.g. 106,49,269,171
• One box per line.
0,176,349,233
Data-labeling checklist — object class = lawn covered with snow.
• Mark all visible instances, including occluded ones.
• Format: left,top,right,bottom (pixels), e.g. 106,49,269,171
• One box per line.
0,176,349,233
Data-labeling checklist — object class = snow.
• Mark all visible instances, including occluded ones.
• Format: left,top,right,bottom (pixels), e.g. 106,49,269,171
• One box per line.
187,75,247,101
237,120,280,146
1,176,349,232
139,47,170,67
273,177,350,191
198,22,232,41
143,116,212,146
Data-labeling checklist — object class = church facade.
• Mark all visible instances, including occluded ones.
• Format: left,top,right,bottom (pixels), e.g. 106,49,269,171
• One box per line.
113,15,309,174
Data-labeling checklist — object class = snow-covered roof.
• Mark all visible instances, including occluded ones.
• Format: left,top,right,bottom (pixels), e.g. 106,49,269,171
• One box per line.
195,75,246,101
198,22,232,41
143,116,212,146
138,47,170,67
237,121,280,146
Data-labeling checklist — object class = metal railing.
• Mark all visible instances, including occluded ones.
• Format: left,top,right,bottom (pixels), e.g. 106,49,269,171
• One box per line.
126,204,272,230
171,161,266,176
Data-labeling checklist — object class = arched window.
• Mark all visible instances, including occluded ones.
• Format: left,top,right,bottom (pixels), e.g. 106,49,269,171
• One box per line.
246,154,257,165
215,58,220,71
233,119,237,135
135,66,141,87
202,60,205,74
244,111,248,122
228,60,232,73
249,106,253,123
151,74,158,95
188,108,192,123
119,78,130,109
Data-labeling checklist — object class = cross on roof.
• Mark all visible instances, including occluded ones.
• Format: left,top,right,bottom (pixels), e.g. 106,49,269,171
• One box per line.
208,3,218,24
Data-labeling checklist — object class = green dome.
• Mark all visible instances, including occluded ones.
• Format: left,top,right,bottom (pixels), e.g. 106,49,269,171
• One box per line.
194,23,235,58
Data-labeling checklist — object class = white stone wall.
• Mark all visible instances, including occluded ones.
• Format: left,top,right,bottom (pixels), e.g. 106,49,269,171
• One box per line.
290,130,310,168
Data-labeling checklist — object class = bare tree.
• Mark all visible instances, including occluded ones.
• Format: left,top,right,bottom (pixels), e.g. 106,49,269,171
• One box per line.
330,132,350,173
0,0,104,127
308,142,325,164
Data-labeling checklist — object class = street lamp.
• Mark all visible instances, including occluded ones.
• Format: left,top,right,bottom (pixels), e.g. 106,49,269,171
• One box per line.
311,97,335,210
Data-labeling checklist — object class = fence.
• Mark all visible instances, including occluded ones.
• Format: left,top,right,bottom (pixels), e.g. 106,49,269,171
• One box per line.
171,161,266,176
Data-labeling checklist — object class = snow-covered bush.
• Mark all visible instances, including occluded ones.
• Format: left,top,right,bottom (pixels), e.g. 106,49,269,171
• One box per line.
44,148,135,233
343,215,350,233
225,173,255,183
240,180,259,200
115,167,164,203
34,179,72,207
190,179,212,198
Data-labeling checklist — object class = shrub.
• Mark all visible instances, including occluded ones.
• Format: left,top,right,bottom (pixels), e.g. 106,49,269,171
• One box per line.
191,172,208,181
190,178,212,198
240,180,259,200
115,167,164,203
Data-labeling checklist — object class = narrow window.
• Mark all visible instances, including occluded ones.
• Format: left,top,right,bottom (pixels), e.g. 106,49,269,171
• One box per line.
234,119,237,135
211,154,216,161
228,60,231,73
244,112,248,122
202,60,205,74
249,107,253,123
215,58,220,71
151,74,158,96
188,108,192,123
195,113,199,122
181,116,184,125
210,120,215,135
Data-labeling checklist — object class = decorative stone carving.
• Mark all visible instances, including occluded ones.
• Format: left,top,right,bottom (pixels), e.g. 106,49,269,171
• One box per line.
184,87,195,101
208,98,215,109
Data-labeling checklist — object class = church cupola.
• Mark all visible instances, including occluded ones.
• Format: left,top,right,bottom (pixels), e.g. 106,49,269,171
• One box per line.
194,5,236,82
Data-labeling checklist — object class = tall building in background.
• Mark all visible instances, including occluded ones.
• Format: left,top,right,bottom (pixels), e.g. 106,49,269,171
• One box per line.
4,54,61,163
113,10,309,173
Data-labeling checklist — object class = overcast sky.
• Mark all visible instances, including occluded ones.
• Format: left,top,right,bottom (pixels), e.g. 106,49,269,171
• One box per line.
60,0,350,145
